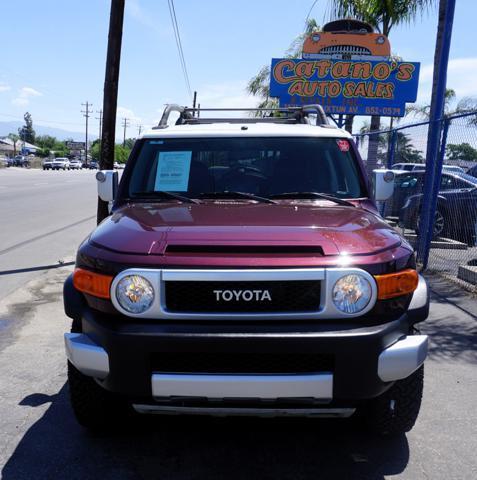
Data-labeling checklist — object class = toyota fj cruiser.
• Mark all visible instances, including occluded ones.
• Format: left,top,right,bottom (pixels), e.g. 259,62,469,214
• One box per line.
64,105,429,434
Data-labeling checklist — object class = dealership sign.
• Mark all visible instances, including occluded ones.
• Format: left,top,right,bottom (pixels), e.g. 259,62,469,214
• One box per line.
269,58,420,117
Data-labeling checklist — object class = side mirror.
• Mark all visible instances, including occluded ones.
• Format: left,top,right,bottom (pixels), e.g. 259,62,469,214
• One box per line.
373,169,395,201
96,170,118,202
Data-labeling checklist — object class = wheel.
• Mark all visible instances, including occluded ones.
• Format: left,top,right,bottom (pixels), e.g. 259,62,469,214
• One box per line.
362,366,424,436
416,209,445,239
67,322,132,430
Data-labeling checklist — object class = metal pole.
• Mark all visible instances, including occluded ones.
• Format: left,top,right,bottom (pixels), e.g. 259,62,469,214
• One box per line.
417,0,456,267
192,91,197,116
81,101,91,164
387,130,398,168
421,117,450,269
96,109,103,163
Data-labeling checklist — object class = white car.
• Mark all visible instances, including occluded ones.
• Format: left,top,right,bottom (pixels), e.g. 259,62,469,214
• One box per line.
69,159,82,170
51,157,70,170
43,159,53,170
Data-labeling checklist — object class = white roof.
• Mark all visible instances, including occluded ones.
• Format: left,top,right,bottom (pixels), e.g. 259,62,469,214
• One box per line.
141,122,351,139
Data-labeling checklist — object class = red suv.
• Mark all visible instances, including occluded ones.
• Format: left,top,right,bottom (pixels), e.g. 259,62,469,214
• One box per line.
64,105,429,435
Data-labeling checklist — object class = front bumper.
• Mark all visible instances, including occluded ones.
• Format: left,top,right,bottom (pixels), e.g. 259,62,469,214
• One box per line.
64,273,429,409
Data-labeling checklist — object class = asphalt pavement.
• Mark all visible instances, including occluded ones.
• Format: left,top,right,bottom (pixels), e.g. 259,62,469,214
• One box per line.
0,167,98,301
0,167,476,479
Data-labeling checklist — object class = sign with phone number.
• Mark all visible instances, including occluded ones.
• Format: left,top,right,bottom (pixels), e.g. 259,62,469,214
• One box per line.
269,58,420,117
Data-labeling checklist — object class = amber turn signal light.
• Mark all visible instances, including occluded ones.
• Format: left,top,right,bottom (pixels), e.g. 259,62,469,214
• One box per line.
374,269,418,300
73,268,113,299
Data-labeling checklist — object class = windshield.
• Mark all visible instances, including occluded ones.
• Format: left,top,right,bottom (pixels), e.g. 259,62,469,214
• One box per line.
125,137,365,200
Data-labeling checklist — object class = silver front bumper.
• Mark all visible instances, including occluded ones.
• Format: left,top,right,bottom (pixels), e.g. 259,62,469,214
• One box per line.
64,333,109,379
378,335,428,382
151,372,333,401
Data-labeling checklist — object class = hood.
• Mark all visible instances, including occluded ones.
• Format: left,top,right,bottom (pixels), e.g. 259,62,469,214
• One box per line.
90,202,402,257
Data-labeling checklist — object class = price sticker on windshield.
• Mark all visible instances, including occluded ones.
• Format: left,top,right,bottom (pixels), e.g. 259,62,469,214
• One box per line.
336,139,350,152
155,151,192,191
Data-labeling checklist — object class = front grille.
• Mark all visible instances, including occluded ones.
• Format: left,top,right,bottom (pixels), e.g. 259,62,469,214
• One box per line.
164,280,321,313
151,352,333,374
319,45,371,55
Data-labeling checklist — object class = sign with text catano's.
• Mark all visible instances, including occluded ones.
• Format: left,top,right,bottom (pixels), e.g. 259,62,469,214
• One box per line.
269,58,420,117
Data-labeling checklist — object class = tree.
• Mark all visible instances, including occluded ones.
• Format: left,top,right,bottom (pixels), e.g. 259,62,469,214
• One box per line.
329,0,435,172
446,143,477,162
18,112,36,144
7,133,19,156
246,19,320,113
406,88,477,120
114,145,130,163
35,135,57,149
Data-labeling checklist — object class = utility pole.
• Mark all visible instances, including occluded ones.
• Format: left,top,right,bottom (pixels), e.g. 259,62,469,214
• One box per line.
81,101,92,164
98,0,125,224
122,117,130,146
95,109,103,162
137,124,143,136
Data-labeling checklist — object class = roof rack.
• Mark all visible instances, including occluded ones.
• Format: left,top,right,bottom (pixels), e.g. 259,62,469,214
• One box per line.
153,104,332,129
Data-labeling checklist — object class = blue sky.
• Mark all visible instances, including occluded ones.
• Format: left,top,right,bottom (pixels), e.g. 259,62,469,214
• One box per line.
0,0,476,137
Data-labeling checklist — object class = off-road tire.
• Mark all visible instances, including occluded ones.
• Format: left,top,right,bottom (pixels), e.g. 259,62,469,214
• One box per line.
68,361,133,430
363,366,424,436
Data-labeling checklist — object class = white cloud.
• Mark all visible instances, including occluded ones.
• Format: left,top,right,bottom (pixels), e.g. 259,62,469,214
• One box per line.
416,57,477,103
0,82,11,93
11,86,42,107
12,97,29,107
117,106,142,125
126,0,172,37
193,80,258,117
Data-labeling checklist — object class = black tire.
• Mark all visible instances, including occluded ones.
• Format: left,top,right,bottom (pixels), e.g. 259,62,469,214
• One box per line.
67,320,132,430
68,361,133,430
362,366,424,436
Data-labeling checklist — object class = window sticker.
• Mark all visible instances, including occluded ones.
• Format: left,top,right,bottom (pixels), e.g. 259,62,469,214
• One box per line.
154,151,192,191
336,139,350,152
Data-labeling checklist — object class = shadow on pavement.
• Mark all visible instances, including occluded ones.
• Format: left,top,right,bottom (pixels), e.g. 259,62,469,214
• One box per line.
3,384,410,480
423,275,477,364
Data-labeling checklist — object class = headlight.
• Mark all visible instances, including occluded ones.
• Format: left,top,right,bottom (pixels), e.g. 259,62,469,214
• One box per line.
312,33,321,42
332,274,372,314
376,35,386,44
116,275,154,313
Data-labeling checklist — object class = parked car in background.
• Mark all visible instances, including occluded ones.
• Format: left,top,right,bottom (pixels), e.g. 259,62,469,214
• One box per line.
398,171,477,244
43,159,53,170
69,159,82,170
466,164,477,178
51,157,70,170
13,155,29,167
391,162,465,174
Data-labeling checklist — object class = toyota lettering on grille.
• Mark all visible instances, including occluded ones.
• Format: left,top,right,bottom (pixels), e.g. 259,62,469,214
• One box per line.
213,289,272,302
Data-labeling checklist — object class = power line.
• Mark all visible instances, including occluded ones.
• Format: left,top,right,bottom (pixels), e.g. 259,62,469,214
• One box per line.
304,0,319,30
167,0,192,100
81,101,92,164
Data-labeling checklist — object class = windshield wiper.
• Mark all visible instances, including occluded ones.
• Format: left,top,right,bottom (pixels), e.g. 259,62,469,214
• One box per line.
129,191,200,204
199,191,277,204
270,192,356,207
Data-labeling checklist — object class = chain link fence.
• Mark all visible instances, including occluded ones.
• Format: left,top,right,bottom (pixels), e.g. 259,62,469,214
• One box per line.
355,111,477,292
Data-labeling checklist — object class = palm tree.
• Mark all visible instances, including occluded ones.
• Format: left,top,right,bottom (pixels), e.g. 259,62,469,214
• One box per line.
406,88,458,119
246,19,320,114
328,0,436,172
